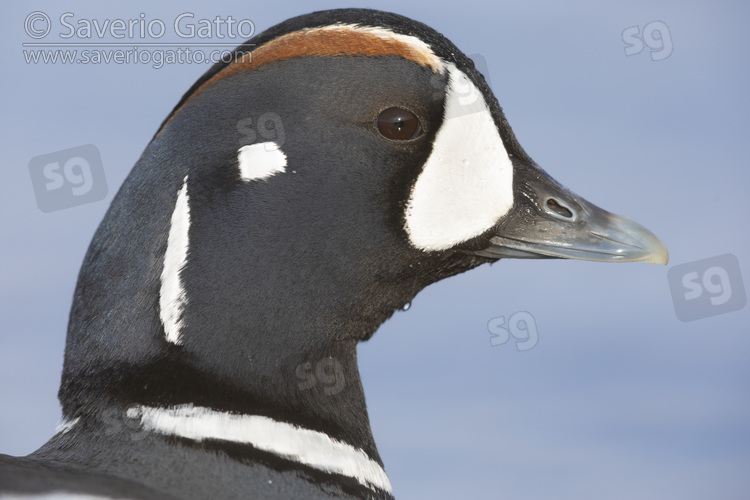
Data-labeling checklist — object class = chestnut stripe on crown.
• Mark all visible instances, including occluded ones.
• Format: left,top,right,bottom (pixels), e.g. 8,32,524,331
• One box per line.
157,24,445,135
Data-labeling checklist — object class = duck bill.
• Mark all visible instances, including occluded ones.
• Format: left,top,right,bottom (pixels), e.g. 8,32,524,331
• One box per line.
474,161,669,264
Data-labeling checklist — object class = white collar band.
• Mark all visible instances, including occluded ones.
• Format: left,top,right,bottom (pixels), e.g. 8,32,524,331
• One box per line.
126,404,392,494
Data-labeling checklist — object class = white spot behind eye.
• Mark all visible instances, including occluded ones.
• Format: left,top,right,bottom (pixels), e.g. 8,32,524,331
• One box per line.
404,64,514,251
238,142,287,181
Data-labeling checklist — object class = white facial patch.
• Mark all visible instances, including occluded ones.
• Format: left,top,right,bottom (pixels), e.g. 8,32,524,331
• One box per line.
160,176,190,345
404,63,514,251
237,142,287,181
126,404,392,495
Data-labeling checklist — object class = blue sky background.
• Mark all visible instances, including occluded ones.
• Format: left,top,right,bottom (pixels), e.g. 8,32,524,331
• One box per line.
2,1,749,499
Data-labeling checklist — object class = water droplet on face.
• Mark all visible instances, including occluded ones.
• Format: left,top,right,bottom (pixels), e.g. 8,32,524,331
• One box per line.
402,302,412,311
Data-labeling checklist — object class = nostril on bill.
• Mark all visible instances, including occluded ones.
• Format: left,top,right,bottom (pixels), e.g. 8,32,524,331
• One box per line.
546,198,574,219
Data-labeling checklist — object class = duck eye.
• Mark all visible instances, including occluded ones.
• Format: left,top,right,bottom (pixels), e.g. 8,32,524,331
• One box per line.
376,107,422,141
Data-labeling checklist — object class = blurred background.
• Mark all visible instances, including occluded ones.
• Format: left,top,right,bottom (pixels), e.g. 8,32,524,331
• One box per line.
2,1,748,498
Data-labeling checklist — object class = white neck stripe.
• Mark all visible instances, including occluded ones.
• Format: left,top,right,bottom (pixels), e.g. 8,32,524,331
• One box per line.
159,176,190,345
126,404,392,494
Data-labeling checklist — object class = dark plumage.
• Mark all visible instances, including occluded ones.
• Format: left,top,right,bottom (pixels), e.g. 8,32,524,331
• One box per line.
0,8,666,499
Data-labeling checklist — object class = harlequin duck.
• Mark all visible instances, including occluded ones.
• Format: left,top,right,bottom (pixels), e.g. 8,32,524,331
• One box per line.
0,8,667,500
